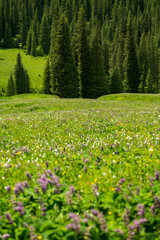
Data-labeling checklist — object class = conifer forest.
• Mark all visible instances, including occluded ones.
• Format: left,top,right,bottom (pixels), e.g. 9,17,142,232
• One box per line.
1,0,160,97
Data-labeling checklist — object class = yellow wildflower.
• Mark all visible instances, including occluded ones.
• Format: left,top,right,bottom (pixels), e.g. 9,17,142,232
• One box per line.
37,236,42,240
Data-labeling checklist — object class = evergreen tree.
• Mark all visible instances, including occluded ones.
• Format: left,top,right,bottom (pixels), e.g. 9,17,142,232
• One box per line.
19,4,28,46
7,73,15,96
109,67,122,94
144,69,153,93
39,12,50,55
50,15,78,98
14,53,30,94
42,58,51,94
74,5,92,98
26,29,32,54
3,23,12,48
89,25,107,98
123,16,139,92
31,32,37,56
0,1,3,43
24,69,30,93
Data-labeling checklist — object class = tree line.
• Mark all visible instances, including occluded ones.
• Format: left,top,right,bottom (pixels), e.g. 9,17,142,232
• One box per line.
2,0,160,97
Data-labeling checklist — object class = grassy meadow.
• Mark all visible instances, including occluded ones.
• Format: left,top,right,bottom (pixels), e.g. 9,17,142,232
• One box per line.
0,94,160,240
0,48,46,92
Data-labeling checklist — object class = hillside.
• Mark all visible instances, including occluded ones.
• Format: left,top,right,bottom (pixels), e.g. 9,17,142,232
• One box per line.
0,48,46,92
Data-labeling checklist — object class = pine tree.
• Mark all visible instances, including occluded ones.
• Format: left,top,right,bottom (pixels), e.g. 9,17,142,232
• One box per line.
74,5,92,98
42,58,51,94
123,16,139,93
24,69,30,93
144,69,153,93
31,32,37,57
26,29,32,54
109,67,122,94
14,53,30,94
89,25,107,98
7,73,15,96
3,23,12,48
0,1,3,43
19,4,28,46
50,15,78,98
39,12,50,55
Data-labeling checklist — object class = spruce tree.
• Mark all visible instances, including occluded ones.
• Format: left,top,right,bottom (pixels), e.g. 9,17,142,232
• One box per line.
14,53,30,94
26,29,32,54
123,16,139,93
31,32,37,57
7,73,15,96
109,67,122,94
50,15,78,98
89,25,107,98
74,5,92,98
0,1,3,43
144,69,153,93
3,23,12,48
39,13,50,55
42,58,51,94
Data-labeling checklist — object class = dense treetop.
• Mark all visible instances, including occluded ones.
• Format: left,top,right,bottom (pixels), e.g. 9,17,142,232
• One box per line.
1,0,160,97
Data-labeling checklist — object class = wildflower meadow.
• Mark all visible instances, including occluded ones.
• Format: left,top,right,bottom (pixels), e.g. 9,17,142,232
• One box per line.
0,94,160,240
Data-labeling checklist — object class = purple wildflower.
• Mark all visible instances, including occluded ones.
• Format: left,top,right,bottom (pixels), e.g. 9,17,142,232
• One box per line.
123,207,130,225
67,213,81,233
45,161,49,168
155,171,159,181
115,229,124,235
1,234,10,239
137,203,145,216
115,185,121,192
14,201,25,215
119,178,125,185
25,171,32,180
151,204,156,216
23,181,29,188
5,186,11,193
14,182,24,196
5,213,13,224
35,187,39,195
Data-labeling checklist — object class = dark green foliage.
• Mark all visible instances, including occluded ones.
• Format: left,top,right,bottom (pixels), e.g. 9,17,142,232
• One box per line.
144,69,153,93
6,73,15,96
39,13,50,55
109,67,122,94
31,32,37,57
75,6,92,98
3,23,12,48
26,30,32,54
14,53,30,94
42,58,51,94
0,1,3,43
50,15,78,98
89,25,108,98
123,16,139,93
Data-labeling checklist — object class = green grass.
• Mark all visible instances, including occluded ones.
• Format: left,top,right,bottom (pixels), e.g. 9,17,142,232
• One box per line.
0,95,160,239
99,93,160,102
0,48,46,91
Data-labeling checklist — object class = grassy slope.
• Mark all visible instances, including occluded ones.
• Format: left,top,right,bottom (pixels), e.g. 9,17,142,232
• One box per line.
0,48,46,91
99,93,160,102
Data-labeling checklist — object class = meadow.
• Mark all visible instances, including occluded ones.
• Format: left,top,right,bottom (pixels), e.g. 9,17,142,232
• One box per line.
0,94,160,240
0,49,46,92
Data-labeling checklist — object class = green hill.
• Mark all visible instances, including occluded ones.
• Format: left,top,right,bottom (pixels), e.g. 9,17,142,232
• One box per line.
0,48,46,92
